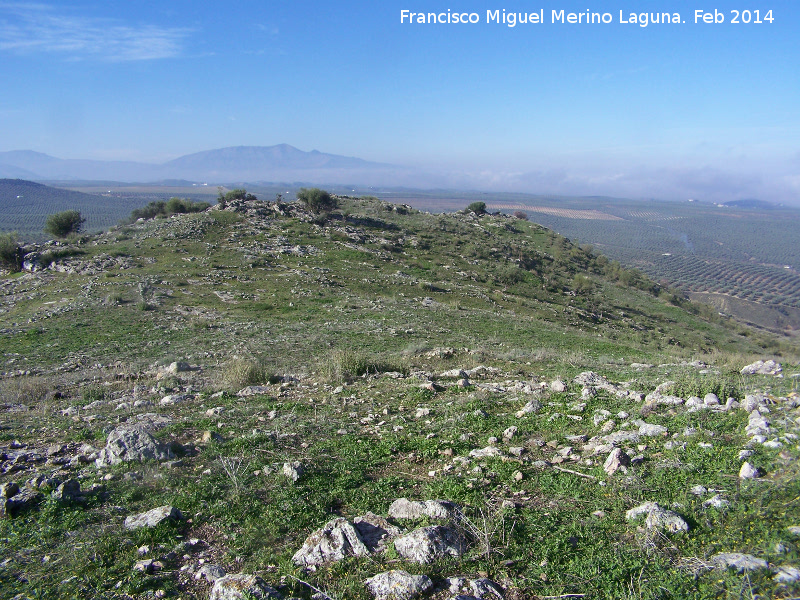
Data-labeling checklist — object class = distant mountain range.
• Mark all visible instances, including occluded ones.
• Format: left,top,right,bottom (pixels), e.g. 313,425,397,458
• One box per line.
0,145,405,185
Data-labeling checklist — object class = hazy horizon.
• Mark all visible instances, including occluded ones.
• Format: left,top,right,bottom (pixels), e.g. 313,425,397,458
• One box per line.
1,1,798,204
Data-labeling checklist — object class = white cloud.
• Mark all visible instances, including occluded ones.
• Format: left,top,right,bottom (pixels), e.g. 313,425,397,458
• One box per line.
0,3,193,60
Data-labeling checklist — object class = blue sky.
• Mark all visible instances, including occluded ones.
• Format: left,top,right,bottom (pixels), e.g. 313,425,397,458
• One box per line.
0,1,798,202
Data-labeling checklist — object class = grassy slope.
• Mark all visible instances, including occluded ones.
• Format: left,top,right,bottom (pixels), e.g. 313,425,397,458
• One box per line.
1,197,799,600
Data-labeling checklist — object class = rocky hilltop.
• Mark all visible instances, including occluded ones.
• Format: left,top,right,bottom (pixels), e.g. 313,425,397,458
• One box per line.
1,195,799,599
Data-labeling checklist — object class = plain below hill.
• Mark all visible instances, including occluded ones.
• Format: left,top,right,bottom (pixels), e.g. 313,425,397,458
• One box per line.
0,179,149,239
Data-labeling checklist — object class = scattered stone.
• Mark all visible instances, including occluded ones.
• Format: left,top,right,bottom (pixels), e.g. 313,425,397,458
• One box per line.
134,559,155,573
469,447,502,459
292,517,370,565
51,479,83,502
774,566,800,583
601,420,616,433
550,380,567,392
166,361,192,374
283,461,305,482
201,430,225,443
603,448,631,476
702,495,730,510
393,525,466,563
0,485,43,517
364,570,433,600
470,578,504,599
787,526,800,536
237,386,271,397
637,422,668,437
388,498,459,521
95,424,173,467
710,552,769,572
195,564,227,582
625,502,689,533
209,574,282,600
124,505,183,530
440,369,468,379
741,360,782,376
739,462,762,479
515,398,541,418
503,426,518,440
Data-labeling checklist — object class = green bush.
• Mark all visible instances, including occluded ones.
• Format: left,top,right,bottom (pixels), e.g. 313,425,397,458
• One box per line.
128,198,210,222
0,232,23,272
466,201,487,215
217,188,257,208
44,210,85,238
297,188,337,213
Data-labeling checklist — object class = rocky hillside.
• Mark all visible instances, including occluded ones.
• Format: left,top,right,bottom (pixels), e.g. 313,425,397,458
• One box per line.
1,195,799,599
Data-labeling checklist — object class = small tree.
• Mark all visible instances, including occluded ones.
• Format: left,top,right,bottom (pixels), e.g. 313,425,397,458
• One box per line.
44,210,85,238
0,232,23,272
217,188,257,208
513,210,528,220
466,201,486,215
297,188,337,213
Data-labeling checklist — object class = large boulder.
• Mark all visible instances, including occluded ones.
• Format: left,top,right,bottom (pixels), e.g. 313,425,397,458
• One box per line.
95,424,173,467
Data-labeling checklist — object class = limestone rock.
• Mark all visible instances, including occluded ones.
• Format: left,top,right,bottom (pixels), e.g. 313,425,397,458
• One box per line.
95,424,172,467
637,422,668,437
209,574,282,600
702,495,731,510
166,361,192,374
739,462,762,479
603,448,631,476
237,386,272,397
195,564,227,582
710,552,769,572
0,485,43,518
51,479,83,502
364,570,433,600
440,369,468,379
741,360,782,376
282,461,305,482
470,578,504,598
515,398,542,418
625,502,688,533
388,498,459,521
774,565,800,583
353,512,402,553
393,525,466,563
469,446,502,459
292,517,370,565
124,505,183,530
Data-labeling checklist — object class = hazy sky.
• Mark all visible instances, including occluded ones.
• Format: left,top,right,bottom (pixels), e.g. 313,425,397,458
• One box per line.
0,1,798,202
